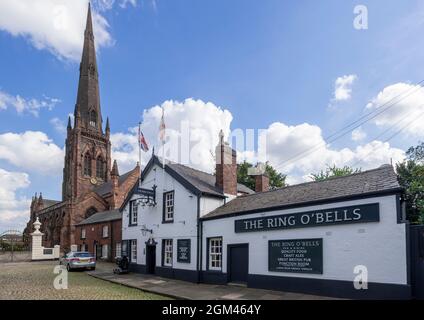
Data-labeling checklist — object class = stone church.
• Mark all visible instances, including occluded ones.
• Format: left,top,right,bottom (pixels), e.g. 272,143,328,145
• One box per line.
24,4,139,251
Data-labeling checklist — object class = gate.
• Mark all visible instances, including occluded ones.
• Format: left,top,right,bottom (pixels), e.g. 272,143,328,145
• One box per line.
0,230,31,263
410,225,424,299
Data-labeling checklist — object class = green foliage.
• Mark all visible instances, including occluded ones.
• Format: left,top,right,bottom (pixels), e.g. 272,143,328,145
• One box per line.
237,161,286,191
310,165,361,182
406,141,424,163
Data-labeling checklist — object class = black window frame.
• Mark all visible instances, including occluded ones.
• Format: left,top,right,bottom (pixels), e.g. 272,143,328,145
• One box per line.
162,239,173,267
128,200,138,227
207,237,223,272
162,191,175,223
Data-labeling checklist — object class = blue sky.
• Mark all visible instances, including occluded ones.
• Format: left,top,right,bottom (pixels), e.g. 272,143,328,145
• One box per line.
1,0,424,231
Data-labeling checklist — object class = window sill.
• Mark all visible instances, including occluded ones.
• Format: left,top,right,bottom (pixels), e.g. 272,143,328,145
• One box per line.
162,220,174,224
128,224,138,227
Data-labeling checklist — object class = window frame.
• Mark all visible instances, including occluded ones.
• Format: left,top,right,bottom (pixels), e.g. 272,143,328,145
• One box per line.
83,153,92,177
101,244,108,259
130,240,137,263
129,200,138,226
162,239,173,267
115,242,122,258
81,228,86,239
102,225,109,238
207,237,223,272
162,191,175,223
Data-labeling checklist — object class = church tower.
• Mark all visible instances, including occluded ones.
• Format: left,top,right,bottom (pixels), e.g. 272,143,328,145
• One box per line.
62,3,112,200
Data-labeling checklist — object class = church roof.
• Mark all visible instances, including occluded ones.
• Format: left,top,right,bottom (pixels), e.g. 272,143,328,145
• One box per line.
201,165,403,220
76,209,121,226
42,199,61,209
93,170,136,197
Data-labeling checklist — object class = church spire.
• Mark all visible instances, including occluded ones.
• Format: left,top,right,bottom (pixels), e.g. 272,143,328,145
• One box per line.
75,2,103,134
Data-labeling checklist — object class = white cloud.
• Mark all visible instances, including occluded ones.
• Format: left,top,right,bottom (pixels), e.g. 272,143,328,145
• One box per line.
351,127,367,142
50,117,67,135
119,0,138,8
0,131,64,175
239,121,405,182
0,168,31,232
111,98,232,173
333,74,357,101
0,0,114,61
0,89,60,116
366,83,424,138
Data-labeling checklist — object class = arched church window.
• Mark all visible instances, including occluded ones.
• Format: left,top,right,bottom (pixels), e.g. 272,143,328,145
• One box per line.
85,207,98,219
96,156,105,180
89,110,97,127
84,153,92,176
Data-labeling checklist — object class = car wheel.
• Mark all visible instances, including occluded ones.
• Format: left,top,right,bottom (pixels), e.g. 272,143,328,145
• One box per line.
91,267,96,271
66,264,71,272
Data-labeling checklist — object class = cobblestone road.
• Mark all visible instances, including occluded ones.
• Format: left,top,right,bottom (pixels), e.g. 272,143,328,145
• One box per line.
0,261,169,300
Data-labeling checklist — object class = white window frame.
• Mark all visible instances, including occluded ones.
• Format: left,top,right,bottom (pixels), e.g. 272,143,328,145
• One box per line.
164,191,174,222
102,225,108,238
131,240,137,263
102,244,108,259
81,228,86,239
130,201,138,225
115,242,122,258
208,238,222,271
163,239,173,267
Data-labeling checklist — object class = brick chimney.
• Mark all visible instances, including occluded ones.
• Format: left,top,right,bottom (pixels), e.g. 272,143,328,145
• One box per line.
255,174,269,193
215,130,237,196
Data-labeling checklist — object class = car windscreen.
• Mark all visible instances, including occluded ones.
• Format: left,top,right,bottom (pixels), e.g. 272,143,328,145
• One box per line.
74,252,92,257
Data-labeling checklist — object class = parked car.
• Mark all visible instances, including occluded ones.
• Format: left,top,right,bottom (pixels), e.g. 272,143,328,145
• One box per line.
60,251,96,271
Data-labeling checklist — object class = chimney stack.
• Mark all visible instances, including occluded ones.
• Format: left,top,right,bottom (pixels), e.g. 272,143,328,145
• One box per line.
215,130,237,196
249,162,269,193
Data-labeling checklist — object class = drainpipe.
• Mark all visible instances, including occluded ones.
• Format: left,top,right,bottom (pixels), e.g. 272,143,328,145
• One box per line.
196,194,202,283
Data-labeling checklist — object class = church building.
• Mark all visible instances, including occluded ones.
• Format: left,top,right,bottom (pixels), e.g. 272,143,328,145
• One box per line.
24,4,139,253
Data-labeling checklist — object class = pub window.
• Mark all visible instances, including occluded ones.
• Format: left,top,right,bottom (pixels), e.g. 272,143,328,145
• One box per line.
129,200,138,226
131,240,137,263
102,225,108,238
163,191,174,222
163,239,173,267
208,238,222,271
81,228,86,239
89,110,97,127
115,242,122,258
83,153,92,176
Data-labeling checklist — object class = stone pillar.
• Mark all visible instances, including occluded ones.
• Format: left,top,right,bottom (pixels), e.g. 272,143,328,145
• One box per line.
30,217,44,260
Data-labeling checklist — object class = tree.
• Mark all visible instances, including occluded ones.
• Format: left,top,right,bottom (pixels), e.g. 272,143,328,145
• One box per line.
237,161,286,191
310,165,361,182
396,141,424,224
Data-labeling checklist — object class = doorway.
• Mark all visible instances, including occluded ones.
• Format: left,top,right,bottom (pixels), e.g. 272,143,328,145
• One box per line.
227,244,249,284
146,244,156,274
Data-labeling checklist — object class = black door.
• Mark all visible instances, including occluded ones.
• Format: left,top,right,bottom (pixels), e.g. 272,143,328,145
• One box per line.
146,245,156,274
411,225,424,299
228,244,249,284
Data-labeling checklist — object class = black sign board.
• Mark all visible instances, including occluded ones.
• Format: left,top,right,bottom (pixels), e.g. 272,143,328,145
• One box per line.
235,203,379,233
269,238,323,274
177,239,191,263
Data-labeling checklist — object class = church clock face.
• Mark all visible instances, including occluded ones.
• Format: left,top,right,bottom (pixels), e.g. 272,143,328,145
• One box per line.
90,177,98,185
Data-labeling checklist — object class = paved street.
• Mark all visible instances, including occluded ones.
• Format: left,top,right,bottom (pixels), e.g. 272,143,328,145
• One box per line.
89,264,339,300
0,260,169,300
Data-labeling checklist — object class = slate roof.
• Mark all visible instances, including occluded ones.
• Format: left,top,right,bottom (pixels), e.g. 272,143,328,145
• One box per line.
42,199,61,209
76,209,121,226
201,165,402,220
93,170,135,196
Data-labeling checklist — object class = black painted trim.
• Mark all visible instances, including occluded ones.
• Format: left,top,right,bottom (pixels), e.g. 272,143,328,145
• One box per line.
206,236,223,272
201,271,228,285
130,264,199,283
248,273,411,300
227,243,249,283
201,188,404,221
128,200,138,227
161,238,173,267
162,190,175,223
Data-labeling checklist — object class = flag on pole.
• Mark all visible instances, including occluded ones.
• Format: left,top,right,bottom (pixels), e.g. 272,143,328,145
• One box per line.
138,124,149,152
159,107,166,143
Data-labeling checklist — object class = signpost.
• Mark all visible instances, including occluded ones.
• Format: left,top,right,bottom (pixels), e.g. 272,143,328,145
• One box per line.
235,203,380,233
177,239,191,263
269,238,323,274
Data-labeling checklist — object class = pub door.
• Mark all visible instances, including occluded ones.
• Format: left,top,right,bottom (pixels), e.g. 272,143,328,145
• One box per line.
227,244,249,284
146,245,156,274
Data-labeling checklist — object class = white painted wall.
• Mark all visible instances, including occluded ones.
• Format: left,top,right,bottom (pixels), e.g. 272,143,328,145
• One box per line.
202,195,408,285
122,163,224,271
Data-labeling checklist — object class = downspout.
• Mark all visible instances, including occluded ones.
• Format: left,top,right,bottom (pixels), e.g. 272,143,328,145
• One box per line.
196,194,202,283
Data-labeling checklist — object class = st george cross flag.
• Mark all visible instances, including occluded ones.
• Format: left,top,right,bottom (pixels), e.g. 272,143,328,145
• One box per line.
159,107,166,143
138,124,149,152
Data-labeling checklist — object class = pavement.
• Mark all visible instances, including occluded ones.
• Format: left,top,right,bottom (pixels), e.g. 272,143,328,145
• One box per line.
89,262,339,300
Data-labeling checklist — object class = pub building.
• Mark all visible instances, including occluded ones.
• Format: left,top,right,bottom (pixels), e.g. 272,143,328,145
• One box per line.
121,132,411,299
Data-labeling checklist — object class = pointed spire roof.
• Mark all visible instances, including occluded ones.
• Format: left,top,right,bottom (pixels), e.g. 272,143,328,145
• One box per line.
75,2,103,134
111,160,119,176
105,117,110,131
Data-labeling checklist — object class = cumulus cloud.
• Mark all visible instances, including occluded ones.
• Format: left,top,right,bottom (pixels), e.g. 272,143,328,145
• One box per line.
111,98,232,173
0,168,31,232
351,127,367,142
0,89,60,116
0,0,114,61
366,83,424,138
239,122,405,182
0,131,64,175
333,74,357,101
